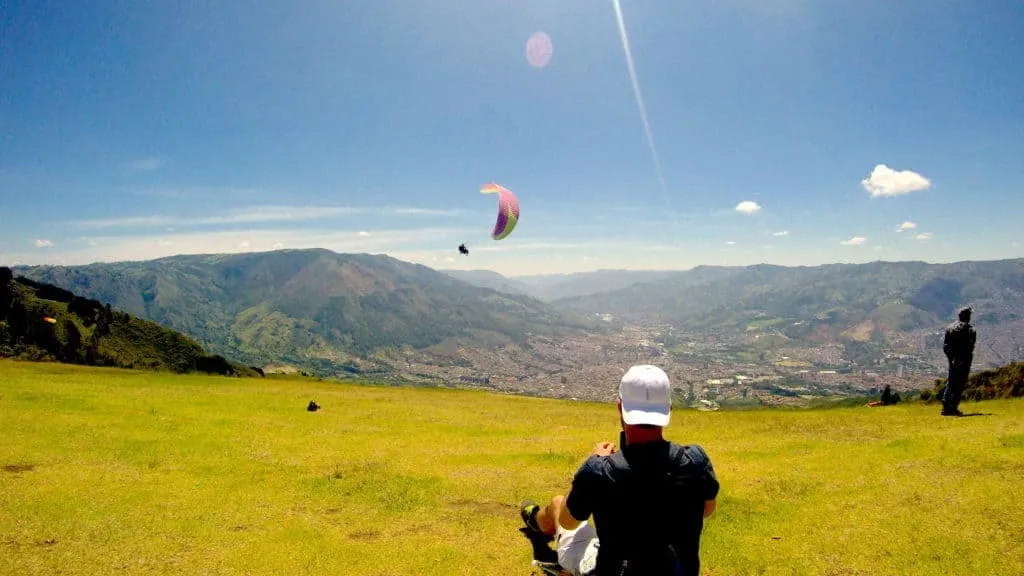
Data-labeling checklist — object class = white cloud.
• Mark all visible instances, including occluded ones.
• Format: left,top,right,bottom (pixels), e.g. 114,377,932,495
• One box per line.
382,207,462,217
7,227,468,266
914,232,933,241
735,201,761,215
861,164,931,197
357,231,371,237
34,239,53,248
74,216,177,230
772,230,790,237
636,244,681,253
127,157,166,172
469,241,586,254
840,236,867,246
133,186,255,199
70,204,462,230
725,241,737,246
897,221,917,232
196,205,365,225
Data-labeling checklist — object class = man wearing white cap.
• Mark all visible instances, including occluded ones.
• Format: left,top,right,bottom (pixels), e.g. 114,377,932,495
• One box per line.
520,364,720,576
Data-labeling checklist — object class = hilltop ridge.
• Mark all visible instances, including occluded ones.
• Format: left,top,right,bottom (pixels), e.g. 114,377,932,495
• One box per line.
0,266,257,376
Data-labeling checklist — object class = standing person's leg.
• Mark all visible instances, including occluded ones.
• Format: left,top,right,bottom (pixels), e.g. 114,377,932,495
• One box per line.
943,362,966,415
942,362,957,414
951,363,969,413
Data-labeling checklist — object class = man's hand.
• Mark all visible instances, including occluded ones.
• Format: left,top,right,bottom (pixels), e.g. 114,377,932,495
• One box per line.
591,441,617,457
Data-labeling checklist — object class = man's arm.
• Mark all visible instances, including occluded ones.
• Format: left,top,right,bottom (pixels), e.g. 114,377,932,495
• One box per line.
559,442,613,531
689,445,720,519
558,493,585,531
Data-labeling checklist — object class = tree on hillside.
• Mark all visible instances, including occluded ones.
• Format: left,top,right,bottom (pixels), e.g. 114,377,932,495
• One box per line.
96,303,112,336
60,319,83,363
0,268,12,319
83,331,100,365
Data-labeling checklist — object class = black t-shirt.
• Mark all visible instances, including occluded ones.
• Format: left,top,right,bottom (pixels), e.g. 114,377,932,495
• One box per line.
943,321,977,363
564,436,719,576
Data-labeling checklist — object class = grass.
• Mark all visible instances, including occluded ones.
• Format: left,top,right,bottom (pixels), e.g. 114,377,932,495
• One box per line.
746,317,787,331
2,359,1023,575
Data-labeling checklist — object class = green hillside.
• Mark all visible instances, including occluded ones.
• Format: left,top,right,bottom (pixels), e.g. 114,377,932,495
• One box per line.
15,250,594,376
0,267,256,377
2,360,1022,575
927,361,1024,402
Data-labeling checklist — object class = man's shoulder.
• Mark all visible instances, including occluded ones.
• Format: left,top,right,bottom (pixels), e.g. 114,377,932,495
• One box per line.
667,442,713,469
670,441,710,455
947,321,970,333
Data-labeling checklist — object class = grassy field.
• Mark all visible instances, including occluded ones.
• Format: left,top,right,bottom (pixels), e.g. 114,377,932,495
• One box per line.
2,360,1023,575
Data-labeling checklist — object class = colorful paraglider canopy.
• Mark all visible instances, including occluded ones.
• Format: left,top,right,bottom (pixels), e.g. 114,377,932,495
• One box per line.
480,182,519,241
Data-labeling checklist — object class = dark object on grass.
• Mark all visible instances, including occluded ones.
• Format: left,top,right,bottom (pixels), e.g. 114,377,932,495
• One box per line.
307,400,320,412
880,385,901,406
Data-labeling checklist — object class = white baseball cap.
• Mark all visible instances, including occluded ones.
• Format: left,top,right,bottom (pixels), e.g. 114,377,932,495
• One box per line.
619,364,672,426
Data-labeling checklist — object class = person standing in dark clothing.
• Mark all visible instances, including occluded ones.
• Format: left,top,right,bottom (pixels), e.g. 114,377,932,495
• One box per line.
942,307,977,416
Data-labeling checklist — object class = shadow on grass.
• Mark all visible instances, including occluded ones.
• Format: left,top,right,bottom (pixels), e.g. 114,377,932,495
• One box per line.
2,463,36,473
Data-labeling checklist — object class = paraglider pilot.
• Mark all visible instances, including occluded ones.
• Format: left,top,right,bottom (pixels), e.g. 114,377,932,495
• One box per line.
458,243,469,256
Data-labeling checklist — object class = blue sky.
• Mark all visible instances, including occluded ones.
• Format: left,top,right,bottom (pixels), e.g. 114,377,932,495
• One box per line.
2,0,1022,275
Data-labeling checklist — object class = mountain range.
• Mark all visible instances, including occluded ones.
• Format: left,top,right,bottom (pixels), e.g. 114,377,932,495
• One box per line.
458,259,1024,372
13,251,1024,398
442,269,678,302
14,250,594,378
556,260,1024,325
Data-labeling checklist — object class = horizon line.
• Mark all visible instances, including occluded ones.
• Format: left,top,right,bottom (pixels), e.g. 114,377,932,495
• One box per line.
4,247,1021,276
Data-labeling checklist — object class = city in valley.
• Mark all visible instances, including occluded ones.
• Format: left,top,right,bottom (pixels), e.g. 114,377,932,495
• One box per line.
13,254,1023,409
366,318,978,408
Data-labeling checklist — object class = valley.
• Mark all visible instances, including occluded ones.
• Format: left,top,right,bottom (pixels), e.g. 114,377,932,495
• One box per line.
12,251,1023,408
